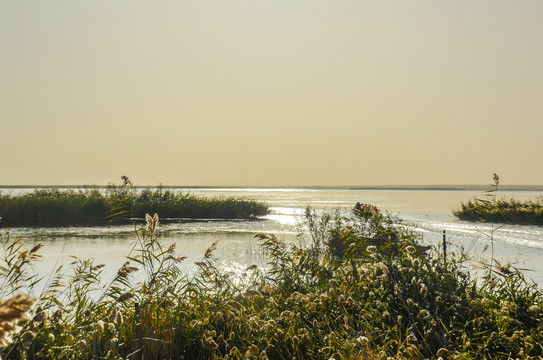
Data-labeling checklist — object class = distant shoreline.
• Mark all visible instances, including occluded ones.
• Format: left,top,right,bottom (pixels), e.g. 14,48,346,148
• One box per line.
2,185,543,191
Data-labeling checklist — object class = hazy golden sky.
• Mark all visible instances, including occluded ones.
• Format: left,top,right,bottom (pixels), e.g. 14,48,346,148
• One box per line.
1,1,542,186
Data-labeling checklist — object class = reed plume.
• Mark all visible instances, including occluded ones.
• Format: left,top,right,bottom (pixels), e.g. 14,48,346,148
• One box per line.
145,213,159,234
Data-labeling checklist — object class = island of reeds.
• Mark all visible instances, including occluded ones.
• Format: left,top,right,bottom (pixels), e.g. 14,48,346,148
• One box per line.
0,185,269,226
453,174,543,225
453,197,543,225
1,205,543,359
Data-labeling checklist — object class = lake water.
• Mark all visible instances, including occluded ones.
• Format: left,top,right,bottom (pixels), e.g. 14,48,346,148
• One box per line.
3,187,543,292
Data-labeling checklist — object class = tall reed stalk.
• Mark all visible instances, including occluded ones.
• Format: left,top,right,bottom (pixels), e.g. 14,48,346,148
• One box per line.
484,173,501,276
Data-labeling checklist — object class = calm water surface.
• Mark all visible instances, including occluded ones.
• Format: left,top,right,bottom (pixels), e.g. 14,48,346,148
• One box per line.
3,188,543,292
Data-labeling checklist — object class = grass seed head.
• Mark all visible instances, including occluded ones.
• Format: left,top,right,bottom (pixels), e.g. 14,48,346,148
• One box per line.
145,213,159,234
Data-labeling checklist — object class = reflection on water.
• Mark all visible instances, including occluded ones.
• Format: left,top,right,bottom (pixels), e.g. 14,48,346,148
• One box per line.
2,188,543,289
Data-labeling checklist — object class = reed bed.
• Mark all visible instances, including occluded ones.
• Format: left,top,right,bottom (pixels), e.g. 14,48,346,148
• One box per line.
454,173,543,225
0,186,269,226
1,206,543,359
453,197,543,225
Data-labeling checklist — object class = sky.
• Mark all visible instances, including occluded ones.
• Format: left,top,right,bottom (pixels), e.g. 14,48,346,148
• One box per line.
1,1,542,187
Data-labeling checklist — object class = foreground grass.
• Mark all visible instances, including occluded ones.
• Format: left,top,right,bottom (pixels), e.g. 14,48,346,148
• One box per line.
1,206,543,359
0,186,269,226
453,197,543,225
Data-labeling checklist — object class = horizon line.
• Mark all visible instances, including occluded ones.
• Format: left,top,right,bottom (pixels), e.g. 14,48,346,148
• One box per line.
2,184,543,191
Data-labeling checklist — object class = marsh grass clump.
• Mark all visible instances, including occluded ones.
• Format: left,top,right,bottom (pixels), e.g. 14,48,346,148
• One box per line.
128,188,269,221
0,188,110,225
454,174,543,225
0,183,269,226
1,206,543,359
454,197,543,224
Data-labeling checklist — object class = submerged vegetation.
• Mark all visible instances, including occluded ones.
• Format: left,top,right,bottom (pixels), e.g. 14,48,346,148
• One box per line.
454,174,543,225
0,181,269,226
1,205,543,359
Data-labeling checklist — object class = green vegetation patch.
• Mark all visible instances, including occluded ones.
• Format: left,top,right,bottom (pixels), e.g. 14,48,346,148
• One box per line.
0,186,269,226
453,197,543,225
1,206,542,359
454,174,543,225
